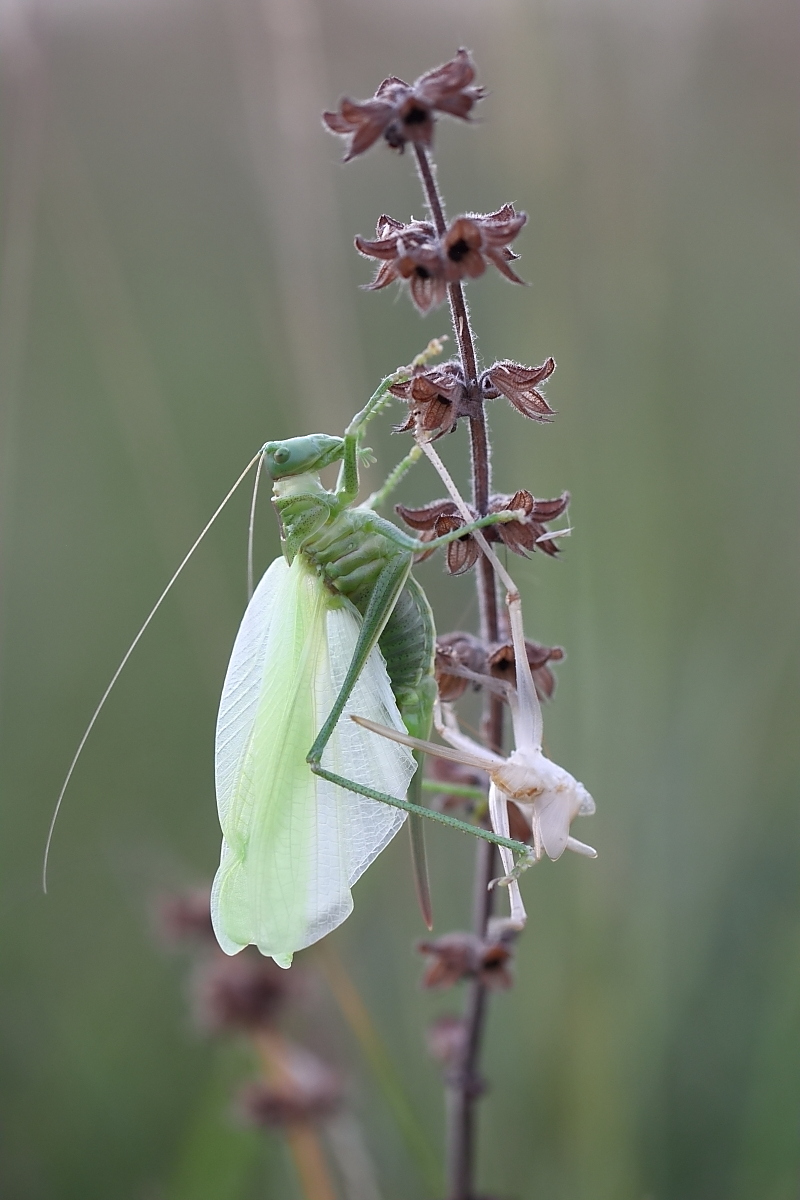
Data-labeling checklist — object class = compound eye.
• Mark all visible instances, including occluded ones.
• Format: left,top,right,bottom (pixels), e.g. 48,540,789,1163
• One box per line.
273,446,290,465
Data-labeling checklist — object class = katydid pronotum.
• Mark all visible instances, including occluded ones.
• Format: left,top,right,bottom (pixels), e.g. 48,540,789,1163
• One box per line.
213,365,533,967
352,437,596,930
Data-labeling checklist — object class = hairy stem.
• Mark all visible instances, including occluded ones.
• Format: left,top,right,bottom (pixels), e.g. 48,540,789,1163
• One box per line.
412,146,496,637
412,145,478,384
414,141,503,1200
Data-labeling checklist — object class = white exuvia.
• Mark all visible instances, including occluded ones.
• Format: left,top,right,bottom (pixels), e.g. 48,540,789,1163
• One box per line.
354,438,596,928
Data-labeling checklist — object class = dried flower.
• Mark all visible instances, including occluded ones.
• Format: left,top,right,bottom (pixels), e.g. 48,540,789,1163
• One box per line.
487,639,565,701
194,951,292,1032
390,360,470,438
323,49,484,161
396,489,569,575
481,357,556,422
355,206,527,313
355,215,446,312
389,353,551,440
418,927,516,990
395,497,473,572
434,630,487,701
435,630,563,702
156,888,214,945
418,932,480,988
491,490,569,557
239,1047,343,1127
443,205,528,285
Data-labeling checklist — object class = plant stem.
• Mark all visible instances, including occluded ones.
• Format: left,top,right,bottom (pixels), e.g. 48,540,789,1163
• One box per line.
412,145,478,383
414,142,503,1200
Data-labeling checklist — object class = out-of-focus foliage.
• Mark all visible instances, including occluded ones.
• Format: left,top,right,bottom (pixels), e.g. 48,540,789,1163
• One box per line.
0,0,797,1197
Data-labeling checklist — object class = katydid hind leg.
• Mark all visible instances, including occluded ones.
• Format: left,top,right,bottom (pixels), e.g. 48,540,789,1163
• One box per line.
310,763,531,857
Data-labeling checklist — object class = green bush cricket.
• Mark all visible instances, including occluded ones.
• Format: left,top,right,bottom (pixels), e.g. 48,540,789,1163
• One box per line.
213,349,533,966
44,343,533,963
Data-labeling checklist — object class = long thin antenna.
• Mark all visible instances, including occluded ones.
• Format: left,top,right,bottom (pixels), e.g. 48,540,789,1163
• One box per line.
246,450,265,600
43,451,261,893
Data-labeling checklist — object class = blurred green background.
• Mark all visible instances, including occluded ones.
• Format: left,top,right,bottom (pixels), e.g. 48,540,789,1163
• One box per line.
1,0,797,1197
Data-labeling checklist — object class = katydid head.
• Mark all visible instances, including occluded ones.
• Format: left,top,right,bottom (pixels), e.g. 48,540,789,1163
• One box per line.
263,435,344,480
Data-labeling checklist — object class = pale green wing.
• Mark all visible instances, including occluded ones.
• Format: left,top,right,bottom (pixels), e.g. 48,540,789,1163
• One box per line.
212,554,415,967
213,554,288,835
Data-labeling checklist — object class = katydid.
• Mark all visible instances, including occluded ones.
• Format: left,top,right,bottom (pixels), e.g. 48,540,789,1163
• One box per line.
212,372,533,967
352,437,596,930
45,353,532,963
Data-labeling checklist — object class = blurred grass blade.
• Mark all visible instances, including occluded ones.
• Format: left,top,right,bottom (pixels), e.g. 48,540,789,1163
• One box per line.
317,945,441,1195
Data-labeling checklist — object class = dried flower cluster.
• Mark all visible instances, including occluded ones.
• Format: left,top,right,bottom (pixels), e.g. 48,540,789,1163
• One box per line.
420,919,524,1119
397,488,569,575
479,357,557,421
325,66,591,1195
355,206,527,312
323,48,483,160
390,354,556,438
418,919,521,991
193,950,293,1033
240,1046,344,1129
159,891,344,1134
434,630,565,704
